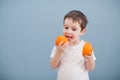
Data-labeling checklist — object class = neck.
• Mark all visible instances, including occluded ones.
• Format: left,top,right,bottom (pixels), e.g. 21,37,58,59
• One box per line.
69,39,81,46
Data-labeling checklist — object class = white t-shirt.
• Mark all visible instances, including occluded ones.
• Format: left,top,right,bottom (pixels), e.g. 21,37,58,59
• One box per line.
50,40,96,80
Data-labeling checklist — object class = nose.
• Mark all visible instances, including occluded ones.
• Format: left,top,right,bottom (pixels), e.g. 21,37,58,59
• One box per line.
66,29,72,34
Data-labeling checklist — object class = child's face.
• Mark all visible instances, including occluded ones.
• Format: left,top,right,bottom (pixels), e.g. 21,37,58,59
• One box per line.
63,18,86,45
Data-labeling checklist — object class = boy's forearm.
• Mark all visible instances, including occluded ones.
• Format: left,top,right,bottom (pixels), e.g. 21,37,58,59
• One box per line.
85,55,95,71
50,52,62,69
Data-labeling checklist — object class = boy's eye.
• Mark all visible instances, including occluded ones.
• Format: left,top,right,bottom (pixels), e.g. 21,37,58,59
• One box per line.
72,29,76,31
65,27,69,29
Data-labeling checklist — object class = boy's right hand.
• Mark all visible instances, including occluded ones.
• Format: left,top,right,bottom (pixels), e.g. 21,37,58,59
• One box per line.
55,35,69,54
56,41,69,54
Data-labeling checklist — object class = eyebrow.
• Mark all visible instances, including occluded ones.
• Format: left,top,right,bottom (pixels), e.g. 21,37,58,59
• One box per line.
64,25,77,29
64,24,69,26
71,26,77,29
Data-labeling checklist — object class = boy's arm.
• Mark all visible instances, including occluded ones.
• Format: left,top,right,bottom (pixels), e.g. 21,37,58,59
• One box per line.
50,42,69,69
50,51,63,69
84,55,96,71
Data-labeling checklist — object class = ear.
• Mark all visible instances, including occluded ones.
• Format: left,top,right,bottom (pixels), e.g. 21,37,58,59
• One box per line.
80,28,86,36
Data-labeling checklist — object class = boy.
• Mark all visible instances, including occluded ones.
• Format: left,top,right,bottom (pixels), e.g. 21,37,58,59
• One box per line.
50,10,96,80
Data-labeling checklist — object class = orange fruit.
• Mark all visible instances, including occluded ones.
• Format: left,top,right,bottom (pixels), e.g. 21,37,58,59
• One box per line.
82,42,93,56
55,35,68,46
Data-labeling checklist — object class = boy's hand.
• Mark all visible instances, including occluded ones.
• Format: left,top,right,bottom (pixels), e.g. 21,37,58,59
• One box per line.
56,42,69,54
84,54,93,59
84,54,93,61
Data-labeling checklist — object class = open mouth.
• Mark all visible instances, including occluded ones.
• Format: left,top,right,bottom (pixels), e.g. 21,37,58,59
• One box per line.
65,34,73,40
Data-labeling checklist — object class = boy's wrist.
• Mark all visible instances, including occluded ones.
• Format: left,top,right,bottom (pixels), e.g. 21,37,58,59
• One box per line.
84,54,93,60
56,46,66,54
56,48,64,54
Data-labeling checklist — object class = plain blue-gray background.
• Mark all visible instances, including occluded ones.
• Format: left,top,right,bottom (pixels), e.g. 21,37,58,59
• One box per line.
0,0,120,80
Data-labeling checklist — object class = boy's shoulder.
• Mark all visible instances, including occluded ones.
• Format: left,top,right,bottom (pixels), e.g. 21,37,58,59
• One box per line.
81,39,86,43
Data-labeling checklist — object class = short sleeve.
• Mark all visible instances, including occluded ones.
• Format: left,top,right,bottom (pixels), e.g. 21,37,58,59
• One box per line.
92,51,96,60
50,46,56,58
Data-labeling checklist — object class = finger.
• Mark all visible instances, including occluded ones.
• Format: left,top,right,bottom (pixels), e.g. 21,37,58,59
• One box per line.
84,54,92,58
63,42,69,46
58,41,63,46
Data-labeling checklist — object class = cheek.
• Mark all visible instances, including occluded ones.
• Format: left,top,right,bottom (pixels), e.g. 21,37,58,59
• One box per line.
74,32,80,38
63,30,66,35
63,28,67,33
74,31,80,35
